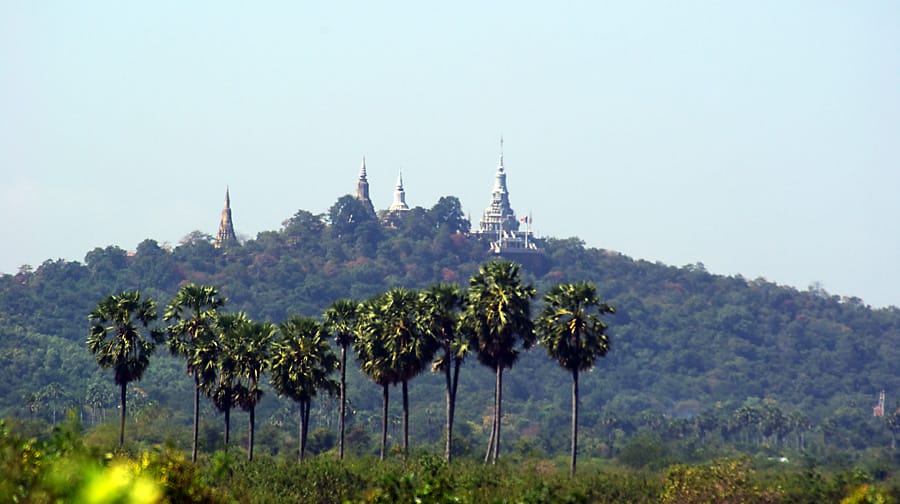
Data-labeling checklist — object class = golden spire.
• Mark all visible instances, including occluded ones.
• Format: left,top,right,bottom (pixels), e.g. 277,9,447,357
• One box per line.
215,187,237,248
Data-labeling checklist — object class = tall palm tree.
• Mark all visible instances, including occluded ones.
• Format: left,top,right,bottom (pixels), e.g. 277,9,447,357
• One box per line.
464,260,536,464
354,299,396,460
733,405,762,445
233,319,275,461
271,316,339,462
323,298,359,460
421,283,468,462
376,287,436,454
164,284,225,462
208,312,248,449
536,281,614,476
87,290,160,447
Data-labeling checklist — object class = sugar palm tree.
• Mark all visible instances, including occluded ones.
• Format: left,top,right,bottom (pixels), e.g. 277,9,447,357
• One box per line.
376,287,436,453
271,316,339,461
233,319,275,461
87,290,160,447
323,298,359,460
208,312,248,449
164,283,225,462
421,283,468,462
464,260,536,464
536,281,614,476
354,299,396,460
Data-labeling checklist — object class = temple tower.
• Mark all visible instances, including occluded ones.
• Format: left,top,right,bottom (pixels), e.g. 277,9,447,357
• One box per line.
474,139,543,262
478,140,520,235
383,170,410,227
355,157,377,217
388,171,410,213
215,187,237,248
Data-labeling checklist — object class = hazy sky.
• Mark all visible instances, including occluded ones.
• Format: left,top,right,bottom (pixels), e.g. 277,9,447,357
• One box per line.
2,2,898,307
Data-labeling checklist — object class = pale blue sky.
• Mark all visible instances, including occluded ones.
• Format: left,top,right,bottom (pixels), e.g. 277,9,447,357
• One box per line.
1,2,898,306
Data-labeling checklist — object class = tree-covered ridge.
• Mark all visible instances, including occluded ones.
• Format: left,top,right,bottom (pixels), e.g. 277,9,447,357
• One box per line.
1,194,900,464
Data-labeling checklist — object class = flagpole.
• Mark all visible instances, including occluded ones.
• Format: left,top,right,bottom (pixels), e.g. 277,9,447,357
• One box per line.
525,213,529,248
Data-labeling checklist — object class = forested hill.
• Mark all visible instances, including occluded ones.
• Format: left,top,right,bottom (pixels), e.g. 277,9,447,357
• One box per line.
2,194,899,458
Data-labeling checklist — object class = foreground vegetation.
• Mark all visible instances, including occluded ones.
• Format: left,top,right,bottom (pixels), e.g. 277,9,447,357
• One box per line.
5,415,900,503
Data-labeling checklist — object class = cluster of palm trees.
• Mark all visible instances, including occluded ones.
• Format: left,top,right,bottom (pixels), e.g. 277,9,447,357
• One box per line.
86,259,614,474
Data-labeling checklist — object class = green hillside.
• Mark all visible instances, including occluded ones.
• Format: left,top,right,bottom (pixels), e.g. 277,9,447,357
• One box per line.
2,194,899,466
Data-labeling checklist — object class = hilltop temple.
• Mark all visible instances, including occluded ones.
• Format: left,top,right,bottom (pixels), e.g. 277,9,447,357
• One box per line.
352,159,412,227
472,142,541,257
215,143,542,258
215,188,237,248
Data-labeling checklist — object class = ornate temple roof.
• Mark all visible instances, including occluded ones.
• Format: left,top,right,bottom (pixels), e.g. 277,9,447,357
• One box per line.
478,142,520,235
355,156,377,217
215,187,237,248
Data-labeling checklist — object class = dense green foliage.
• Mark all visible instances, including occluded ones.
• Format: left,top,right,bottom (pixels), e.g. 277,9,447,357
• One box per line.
2,194,900,475
2,417,898,503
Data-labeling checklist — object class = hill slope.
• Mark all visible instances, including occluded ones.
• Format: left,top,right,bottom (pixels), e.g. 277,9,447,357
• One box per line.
2,196,898,460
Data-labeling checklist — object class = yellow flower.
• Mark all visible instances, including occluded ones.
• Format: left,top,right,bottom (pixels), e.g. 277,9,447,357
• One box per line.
81,462,162,504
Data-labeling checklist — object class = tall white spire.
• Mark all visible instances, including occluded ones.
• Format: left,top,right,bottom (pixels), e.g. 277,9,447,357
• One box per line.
479,137,519,235
492,136,509,195
389,170,409,212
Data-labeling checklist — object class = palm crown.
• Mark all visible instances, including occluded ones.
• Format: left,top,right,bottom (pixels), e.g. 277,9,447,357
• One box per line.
537,281,614,372
88,291,160,386
271,316,339,404
466,260,536,371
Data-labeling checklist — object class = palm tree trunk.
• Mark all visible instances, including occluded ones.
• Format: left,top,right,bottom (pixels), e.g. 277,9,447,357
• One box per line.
483,423,495,464
402,379,409,454
492,367,503,464
451,358,461,453
299,400,309,462
305,401,311,458
444,356,452,462
119,382,127,448
339,344,347,461
224,407,231,449
192,376,200,462
444,354,459,463
484,381,496,464
570,368,579,477
248,405,255,462
484,416,495,464
380,383,389,461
